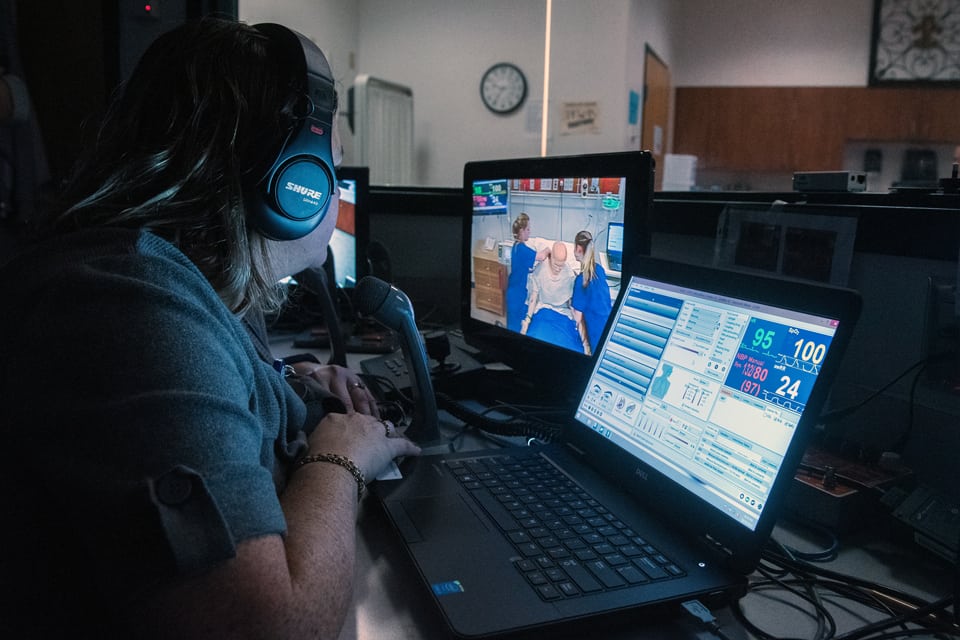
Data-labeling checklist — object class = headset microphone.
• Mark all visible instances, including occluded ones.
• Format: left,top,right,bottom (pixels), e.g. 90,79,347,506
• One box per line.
355,276,442,446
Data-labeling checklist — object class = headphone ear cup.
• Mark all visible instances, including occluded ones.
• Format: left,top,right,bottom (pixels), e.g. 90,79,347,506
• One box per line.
250,134,335,241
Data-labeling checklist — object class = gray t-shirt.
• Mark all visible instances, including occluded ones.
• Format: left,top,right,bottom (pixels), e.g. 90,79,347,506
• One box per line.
0,228,308,637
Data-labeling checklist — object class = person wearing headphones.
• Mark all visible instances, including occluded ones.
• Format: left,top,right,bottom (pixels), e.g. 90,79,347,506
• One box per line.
0,17,419,639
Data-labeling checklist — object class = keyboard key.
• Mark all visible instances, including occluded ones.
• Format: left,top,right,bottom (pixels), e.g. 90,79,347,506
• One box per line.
526,571,548,585
508,531,531,544
558,558,602,593
545,568,565,582
564,538,587,550
636,556,669,579
574,549,598,561
617,564,650,584
537,584,562,600
584,559,626,589
515,559,536,572
539,536,561,548
471,490,519,531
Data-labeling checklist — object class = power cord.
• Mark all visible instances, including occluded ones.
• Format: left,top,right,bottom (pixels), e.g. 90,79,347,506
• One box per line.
731,539,960,640
818,358,927,425
681,599,736,640
773,521,840,563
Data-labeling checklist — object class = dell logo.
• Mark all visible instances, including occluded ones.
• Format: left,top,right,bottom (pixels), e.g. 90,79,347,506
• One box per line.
285,181,325,201
634,468,648,481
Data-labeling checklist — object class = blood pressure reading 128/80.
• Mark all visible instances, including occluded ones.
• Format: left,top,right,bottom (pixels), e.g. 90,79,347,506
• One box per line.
724,318,832,414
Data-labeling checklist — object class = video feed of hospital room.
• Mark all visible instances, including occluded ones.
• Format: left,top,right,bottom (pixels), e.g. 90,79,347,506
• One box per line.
328,177,357,288
470,176,625,354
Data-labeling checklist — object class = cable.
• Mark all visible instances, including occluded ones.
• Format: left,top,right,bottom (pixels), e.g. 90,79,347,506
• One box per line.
819,358,926,424
832,596,957,640
890,360,928,454
681,599,736,640
436,392,563,443
743,542,960,640
771,525,840,563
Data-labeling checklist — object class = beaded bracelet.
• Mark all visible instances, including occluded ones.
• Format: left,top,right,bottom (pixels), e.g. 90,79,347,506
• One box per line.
296,453,365,502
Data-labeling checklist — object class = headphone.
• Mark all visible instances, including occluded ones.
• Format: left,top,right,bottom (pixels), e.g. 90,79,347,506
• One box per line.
249,23,337,241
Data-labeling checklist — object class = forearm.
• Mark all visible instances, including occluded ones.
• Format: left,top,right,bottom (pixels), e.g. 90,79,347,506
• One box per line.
128,412,418,640
279,460,360,639
130,464,360,640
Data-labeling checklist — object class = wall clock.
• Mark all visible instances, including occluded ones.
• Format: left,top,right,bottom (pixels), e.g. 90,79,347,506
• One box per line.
480,62,527,114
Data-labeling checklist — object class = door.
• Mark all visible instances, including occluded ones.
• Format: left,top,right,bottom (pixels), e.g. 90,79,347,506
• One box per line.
641,45,671,191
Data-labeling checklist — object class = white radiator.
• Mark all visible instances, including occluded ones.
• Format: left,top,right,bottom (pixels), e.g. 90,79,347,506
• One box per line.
351,74,414,185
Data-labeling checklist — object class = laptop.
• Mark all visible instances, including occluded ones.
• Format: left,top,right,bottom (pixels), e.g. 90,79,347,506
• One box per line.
373,256,861,638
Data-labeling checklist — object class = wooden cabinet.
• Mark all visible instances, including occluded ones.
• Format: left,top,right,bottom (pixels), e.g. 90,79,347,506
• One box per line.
673,87,960,173
473,242,506,316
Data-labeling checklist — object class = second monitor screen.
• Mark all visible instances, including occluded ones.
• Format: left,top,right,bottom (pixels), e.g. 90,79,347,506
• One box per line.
469,176,626,356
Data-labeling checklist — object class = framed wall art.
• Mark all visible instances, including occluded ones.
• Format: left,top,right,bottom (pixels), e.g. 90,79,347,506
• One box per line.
869,0,960,85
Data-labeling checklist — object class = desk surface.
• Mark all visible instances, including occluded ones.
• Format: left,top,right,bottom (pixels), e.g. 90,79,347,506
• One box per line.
269,333,957,640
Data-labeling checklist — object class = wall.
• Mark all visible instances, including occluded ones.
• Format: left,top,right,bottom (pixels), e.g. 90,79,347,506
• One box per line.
672,0,874,87
239,0,881,186
241,0,679,187
238,0,362,165
356,0,546,186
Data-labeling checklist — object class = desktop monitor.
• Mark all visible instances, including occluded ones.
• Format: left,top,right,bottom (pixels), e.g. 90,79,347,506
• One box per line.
461,151,655,400
327,166,369,290
606,221,625,274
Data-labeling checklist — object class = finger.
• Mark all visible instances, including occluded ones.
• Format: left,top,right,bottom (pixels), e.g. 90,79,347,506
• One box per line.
387,434,422,457
353,388,380,418
332,379,357,413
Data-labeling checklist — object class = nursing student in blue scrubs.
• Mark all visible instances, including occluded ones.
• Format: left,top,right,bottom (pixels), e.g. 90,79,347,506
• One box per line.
572,230,612,354
505,212,549,331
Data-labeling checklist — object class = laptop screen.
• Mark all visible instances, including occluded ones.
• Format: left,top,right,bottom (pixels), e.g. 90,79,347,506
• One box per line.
574,273,841,532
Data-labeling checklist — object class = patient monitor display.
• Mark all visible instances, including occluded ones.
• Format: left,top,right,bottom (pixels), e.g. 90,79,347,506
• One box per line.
468,175,627,356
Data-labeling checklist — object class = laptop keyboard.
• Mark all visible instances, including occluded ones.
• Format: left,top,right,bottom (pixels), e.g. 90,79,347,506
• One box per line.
447,453,686,601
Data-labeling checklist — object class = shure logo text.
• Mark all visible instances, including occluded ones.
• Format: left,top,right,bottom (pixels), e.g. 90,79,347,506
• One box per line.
285,182,324,201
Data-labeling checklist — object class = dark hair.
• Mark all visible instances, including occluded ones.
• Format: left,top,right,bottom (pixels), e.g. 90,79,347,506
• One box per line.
44,18,307,313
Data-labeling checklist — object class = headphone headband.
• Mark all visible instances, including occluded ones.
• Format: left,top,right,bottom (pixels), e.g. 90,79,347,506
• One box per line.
248,23,337,241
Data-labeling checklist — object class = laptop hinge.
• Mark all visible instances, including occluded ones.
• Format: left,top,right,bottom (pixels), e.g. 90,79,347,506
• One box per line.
563,441,587,458
701,533,737,567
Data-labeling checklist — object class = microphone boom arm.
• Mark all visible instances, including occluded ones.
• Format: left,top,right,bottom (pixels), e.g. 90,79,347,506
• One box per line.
355,277,441,445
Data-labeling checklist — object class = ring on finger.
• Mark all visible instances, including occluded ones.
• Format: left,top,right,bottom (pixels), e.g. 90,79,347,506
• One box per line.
379,418,393,437
350,381,366,390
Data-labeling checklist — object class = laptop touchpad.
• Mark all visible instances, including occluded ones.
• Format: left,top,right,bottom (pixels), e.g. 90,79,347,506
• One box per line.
398,494,490,542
